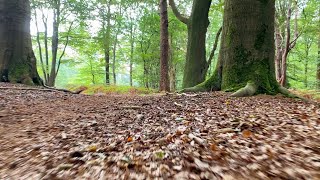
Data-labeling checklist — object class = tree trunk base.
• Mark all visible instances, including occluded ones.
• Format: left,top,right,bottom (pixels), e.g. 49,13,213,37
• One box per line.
230,82,257,97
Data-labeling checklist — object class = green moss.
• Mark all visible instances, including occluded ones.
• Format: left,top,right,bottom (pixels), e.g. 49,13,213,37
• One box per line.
226,25,236,47
221,45,279,95
195,68,221,91
258,0,269,5
221,45,252,91
9,60,31,84
254,24,267,50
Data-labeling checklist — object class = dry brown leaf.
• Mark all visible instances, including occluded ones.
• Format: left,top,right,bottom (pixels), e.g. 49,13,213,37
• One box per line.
210,143,219,152
242,130,253,138
127,136,133,142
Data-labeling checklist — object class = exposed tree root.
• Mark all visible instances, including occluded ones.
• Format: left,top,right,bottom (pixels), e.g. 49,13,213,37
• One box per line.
0,85,80,94
42,85,80,94
179,85,208,93
230,82,258,97
278,86,311,102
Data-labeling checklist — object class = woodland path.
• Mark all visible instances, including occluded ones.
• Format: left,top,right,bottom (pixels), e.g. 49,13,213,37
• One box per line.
0,83,319,179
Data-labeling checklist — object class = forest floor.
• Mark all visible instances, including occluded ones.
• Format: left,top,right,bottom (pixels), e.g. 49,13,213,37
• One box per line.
0,83,319,180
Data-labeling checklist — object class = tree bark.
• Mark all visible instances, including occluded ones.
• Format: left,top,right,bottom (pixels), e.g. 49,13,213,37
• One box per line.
113,35,117,85
0,0,42,85
169,33,176,91
317,30,320,89
317,9,320,90
48,0,60,87
102,1,111,85
275,0,299,87
184,0,281,97
169,0,212,88
279,0,292,87
159,0,170,91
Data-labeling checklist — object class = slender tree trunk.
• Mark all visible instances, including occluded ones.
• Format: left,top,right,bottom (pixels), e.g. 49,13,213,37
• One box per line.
169,33,176,91
0,0,42,85
43,13,50,83
113,36,117,85
34,11,47,83
206,26,222,76
159,0,170,91
103,2,111,85
279,0,292,87
143,59,149,89
275,26,282,81
129,18,134,86
185,0,281,97
317,19,320,89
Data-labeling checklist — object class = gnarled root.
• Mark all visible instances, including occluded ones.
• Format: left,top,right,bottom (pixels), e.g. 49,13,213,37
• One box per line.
278,86,310,102
180,86,208,93
230,82,257,97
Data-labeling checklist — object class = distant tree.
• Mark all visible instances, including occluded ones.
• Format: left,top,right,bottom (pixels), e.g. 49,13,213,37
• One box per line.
317,4,320,89
275,0,299,87
184,0,291,97
100,0,112,85
32,0,85,87
0,0,42,85
159,0,170,91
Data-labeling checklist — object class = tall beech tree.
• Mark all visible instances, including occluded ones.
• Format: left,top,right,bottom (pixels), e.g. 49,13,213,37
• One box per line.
159,0,170,91
184,0,290,97
0,0,42,85
169,0,212,88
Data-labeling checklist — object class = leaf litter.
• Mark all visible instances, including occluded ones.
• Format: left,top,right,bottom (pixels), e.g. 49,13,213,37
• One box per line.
0,83,319,179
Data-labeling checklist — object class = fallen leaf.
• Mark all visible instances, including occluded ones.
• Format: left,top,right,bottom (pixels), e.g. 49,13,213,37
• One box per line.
242,130,252,138
127,136,133,142
210,143,218,152
87,145,98,152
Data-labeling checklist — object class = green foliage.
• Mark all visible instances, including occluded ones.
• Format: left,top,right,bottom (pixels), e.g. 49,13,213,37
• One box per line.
30,0,318,92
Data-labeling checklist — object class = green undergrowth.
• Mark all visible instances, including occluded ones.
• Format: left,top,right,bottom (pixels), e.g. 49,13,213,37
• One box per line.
66,84,156,95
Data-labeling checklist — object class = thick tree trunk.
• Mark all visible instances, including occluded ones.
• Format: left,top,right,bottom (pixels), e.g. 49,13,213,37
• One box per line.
184,0,280,97
183,0,212,88
0,0,41,85
159,0,170,92
169,0,212,88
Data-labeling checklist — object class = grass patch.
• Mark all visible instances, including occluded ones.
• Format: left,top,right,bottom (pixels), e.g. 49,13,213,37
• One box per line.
66,84,156,95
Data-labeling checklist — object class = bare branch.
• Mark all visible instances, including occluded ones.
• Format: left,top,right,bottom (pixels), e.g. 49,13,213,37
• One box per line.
55,22,74,78
207,26,222,67
34,11,47,83
168,0,189,24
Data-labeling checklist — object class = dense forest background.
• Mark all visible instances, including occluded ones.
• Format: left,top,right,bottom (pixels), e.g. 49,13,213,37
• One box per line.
29,0,319,90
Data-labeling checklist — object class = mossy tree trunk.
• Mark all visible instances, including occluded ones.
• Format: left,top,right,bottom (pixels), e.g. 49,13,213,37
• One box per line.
184,0,282,97
169,0,212,88
0,0,42,85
